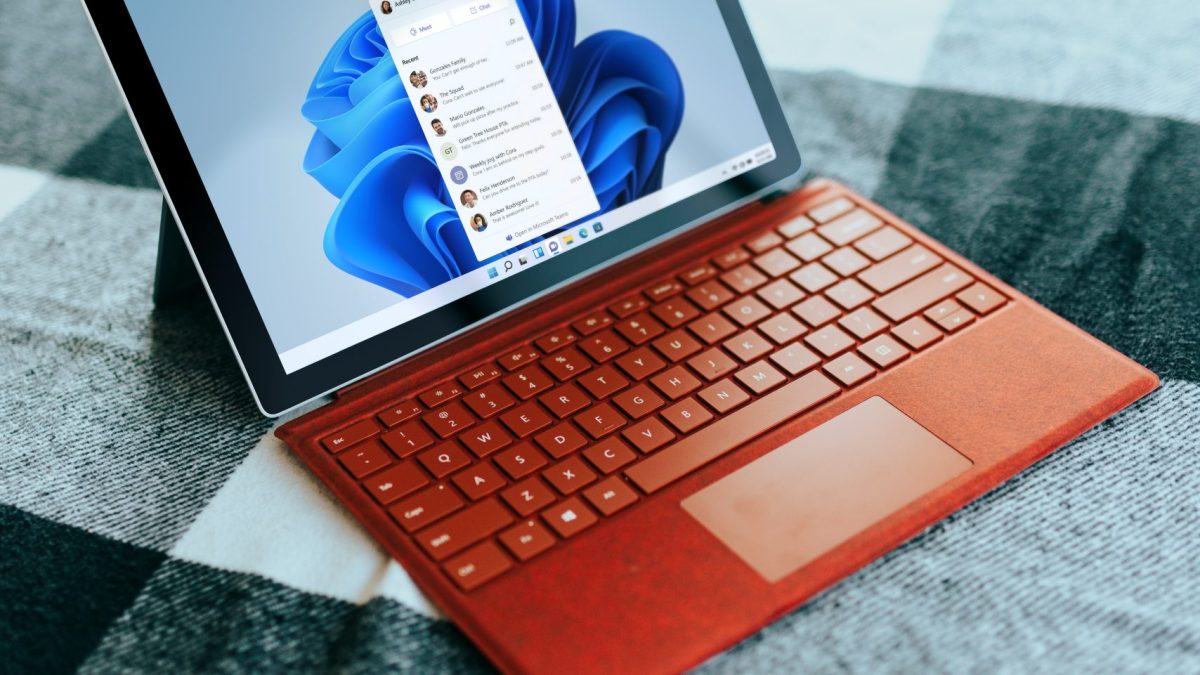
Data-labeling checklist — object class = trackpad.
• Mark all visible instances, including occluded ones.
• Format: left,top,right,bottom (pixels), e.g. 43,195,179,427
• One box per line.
681,397,972,582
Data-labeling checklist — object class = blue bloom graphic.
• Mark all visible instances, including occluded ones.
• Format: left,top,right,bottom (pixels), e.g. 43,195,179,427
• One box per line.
302,1,684,297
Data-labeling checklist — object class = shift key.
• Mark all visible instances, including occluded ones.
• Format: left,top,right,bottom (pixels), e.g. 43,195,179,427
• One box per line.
873,263,973,322
416,499,514,561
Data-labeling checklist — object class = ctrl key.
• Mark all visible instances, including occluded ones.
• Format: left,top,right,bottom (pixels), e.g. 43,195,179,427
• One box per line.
444,541,513,592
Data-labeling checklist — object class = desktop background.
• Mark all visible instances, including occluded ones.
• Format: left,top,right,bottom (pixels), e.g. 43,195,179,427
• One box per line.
123,0,769,353
303,0,685,298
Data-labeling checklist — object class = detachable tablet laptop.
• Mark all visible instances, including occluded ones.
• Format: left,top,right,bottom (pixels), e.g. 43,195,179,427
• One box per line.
83,0,1157,671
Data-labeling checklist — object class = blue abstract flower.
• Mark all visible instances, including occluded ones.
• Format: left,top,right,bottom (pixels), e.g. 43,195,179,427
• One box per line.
302,1,684,297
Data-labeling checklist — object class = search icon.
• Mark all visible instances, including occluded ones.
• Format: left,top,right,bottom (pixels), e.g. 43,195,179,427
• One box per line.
503,260,514,272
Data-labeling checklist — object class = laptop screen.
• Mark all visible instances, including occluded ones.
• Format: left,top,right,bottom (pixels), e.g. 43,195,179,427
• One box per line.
123,0,776,373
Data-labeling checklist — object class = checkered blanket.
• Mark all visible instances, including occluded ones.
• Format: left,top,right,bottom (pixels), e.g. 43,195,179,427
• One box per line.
3,1,1198,672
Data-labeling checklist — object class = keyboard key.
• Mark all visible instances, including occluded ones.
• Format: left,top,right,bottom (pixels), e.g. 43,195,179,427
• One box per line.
615,313,666,346
580,329,630,362
822,247,870,276
543,456,597,495
338,441,393,479
458,363,502,390
770,343,821,376
824,352,876,387
805,324,856,358
687,313,739,345
680,264,718,286
615,347,666,381
687,348,739,381
757,278,805,310
785,232,834,262
735,361,787,395
502,365,555,400
687,280,736,311
747,230,785,254
809,196,855,223
645,278,685,302
957,282,1006,315
723,329,773,363
500,401,553,437
417,499,513,561
573,311,614,336
494,443,548,480
874,263,973,322
377,402,423,428
859,334,910,369
652,298,702,328
419,382,464,408
817,209,882,246
463,384,516,419
650,365,703,400
825,278,874,310
500,346,542,372
534,421,589,459
698,379,751,414
924,299,963,323
752,248,801,278
791,261,838,293
612,383,665,419
322,419,379,453
662,397,715,434
719,264,769,294
364,462,429,505
390,483,464,533
583,477,639,517
423,401,476,438
859,245,942,293
418,441,472,478
723,296,773,327
575,402,628,439
778,215,815,238
937,309,976,333
540,347,592,381
713,246,751,270
622,417,677,453
626,371,841,494
381,421,435,457
451,464,508,500
443,540,512,591
535,328,578,354
609,295,650,318
839,307,889,340
459,420,513,458
499,520,556,561
539,382,591,419
854,225,912,261
758,313,808,345
793,295,842,327
543,497,599,538
501,477,557,516
577,364,629,399
892,316,942,351
583,438,638,474
652,330,702,362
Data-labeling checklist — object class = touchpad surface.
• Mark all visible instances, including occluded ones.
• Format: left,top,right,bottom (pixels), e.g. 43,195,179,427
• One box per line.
681,397,972,583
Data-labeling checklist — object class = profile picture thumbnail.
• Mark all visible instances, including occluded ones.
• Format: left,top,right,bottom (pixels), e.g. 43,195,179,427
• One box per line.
471,214,488,233
419,94,438,114
431,118,447,137
380,1,393,15
409,70,428,88
460,190,478,208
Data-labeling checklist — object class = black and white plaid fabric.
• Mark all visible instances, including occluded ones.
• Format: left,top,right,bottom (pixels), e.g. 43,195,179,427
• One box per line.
2,1,1198,672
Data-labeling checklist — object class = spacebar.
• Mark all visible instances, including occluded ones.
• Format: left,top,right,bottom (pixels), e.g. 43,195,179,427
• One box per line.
625,371,841,493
